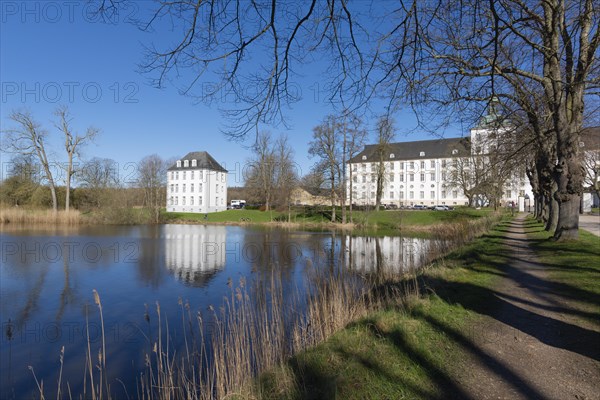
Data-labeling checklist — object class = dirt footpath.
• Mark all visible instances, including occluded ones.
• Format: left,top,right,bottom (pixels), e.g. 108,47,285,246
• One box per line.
459,215,600,400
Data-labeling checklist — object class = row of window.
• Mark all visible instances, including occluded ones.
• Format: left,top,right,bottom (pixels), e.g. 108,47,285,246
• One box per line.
356,190,459,200
175,159,204,168
352,159,455,172
169,183,225,194
169,170,226,182
353,171,448,183
168,196,226,206
359,150,460,161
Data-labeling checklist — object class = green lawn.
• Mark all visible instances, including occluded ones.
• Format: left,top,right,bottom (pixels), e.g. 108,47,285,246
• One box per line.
163,207,498,235
163,209,280,223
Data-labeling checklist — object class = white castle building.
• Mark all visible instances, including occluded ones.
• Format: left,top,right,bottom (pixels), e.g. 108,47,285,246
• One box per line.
347,119,534,210
167,151,228,213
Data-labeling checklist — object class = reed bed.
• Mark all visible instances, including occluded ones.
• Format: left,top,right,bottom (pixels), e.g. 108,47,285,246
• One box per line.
0,208,82,225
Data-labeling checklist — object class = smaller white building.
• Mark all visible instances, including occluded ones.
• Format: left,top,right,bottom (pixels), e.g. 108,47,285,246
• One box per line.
166,151,228,213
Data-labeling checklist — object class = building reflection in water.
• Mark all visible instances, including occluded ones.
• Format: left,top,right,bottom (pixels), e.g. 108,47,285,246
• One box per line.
164,225,227,287
345,236,430,274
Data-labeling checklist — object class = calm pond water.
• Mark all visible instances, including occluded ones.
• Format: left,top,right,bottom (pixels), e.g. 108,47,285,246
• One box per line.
0,224,433,399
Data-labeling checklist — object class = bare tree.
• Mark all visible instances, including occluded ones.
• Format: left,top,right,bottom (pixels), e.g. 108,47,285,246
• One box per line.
79,157,120,208
79,157,120,189
374,117,395,211
138,154,167,223
343,114,367,223
55,106,99,212
388,0,600,240
2,111,58,211
309,116,342,222
245,131,276,211
301,170,326,192
273,134,298,220
245,132,296,212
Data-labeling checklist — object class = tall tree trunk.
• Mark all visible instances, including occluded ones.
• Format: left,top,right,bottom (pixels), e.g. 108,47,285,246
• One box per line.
545,191,559,233
553,127,583,240
41,162,58,212
349,168,354,224
331,177,336,223
341,131,347,224
65,157,73,212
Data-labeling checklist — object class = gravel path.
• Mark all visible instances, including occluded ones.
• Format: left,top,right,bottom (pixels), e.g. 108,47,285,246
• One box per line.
459,215,600,400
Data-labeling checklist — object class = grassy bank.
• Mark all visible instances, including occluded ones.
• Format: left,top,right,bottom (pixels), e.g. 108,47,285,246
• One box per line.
164,207,498,236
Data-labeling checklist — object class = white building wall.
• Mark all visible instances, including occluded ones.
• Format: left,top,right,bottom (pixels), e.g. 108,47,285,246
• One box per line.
347,157,473,207
347,147,534,208
167,168,228,213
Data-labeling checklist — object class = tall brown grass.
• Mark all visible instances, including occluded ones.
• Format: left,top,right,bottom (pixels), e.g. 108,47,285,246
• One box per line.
0,208,82,225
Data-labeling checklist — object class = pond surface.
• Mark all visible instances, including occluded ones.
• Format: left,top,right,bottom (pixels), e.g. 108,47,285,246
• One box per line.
0,224,433,399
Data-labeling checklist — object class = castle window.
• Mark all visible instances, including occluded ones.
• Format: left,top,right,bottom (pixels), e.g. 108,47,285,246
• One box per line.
362,155,367,160
184,160,189,167
390,153,395,159
420,151,425,157
192,159,197,167
176,160,181,167
452,149,458,155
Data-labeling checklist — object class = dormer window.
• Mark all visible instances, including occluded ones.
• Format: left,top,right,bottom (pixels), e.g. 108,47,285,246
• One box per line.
176,160,181,167
184,160,189,167
579,141,585,148
192,159,197,167
362,155,367,160
452,149,458,155
390,153,395,159
419,151,425,157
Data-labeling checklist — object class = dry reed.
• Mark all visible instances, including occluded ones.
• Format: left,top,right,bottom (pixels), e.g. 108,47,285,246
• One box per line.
0,208,82,225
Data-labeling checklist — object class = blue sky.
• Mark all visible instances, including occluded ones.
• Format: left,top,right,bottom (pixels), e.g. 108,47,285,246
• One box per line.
0,1,465,186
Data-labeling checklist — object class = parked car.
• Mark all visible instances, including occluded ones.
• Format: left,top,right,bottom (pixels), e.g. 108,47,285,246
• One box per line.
412,204,427,210
433,205,449,211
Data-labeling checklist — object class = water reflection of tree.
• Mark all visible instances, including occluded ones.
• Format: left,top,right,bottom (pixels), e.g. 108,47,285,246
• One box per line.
136,226,166,288
56,258,74,321
13,260,50,329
